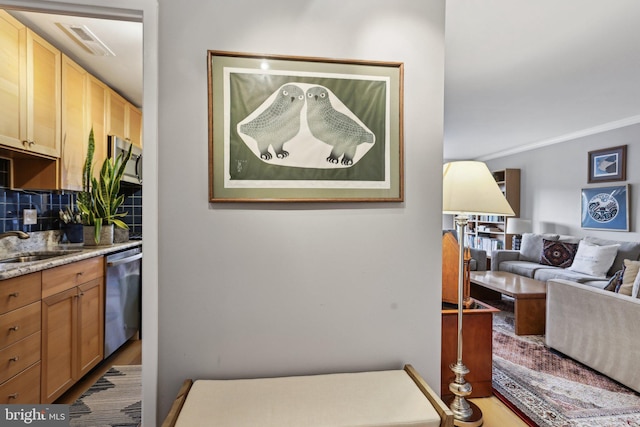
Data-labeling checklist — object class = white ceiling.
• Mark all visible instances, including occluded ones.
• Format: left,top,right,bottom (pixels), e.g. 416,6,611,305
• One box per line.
7,9,142,108
6,2,640,161
444,0,640,161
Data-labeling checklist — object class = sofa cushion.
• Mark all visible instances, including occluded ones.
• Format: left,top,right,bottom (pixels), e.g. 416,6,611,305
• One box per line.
520,233,559,262
498,261,541,278
567,240,619,279
619,259,640,296
540,239,578,268
584,236,640,277
533,266,606,284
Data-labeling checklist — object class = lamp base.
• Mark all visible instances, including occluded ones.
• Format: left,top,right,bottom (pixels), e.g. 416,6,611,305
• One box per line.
512,234,522,251
446,398,484,427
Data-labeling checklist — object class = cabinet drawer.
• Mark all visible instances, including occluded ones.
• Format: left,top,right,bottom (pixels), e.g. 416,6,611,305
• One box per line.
0,332,40,383
0,272,41,315
0,302,41,349
42,256,104,298
0,361,40,404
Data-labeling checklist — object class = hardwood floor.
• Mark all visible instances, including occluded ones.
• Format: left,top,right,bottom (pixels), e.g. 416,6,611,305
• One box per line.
55,338,142,405
471,396,530,427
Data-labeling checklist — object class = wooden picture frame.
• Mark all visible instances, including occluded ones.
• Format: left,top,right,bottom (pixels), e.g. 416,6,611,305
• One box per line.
581,184,629,231
587,145,626,183
207,51,404,202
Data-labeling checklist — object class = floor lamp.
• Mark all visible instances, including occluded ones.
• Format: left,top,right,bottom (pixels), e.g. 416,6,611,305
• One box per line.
443,161,515,426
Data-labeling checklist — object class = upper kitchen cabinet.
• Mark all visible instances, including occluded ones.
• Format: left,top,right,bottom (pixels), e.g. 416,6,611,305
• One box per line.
27,30,61,158
60,55,87,190
0,11,26,151
126,104,142,148
61,57,119,190
0,11,61,159
108,89,142,149
88,75,108,178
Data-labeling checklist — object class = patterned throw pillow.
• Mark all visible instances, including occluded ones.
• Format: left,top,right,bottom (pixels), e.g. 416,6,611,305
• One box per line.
540,239,578,268
604,269,624,292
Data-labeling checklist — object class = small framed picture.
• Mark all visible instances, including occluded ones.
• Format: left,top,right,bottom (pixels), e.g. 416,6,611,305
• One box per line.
581,184,629,231
588,145,626,183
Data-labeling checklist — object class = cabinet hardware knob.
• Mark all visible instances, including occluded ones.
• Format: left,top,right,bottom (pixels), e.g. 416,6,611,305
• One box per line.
9,356,19,362
8,393,18,399
9,292,19,297
9,326,19,332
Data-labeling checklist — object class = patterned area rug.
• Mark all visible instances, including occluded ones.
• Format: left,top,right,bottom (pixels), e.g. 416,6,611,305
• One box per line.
491,298,640,427
69,365,141,427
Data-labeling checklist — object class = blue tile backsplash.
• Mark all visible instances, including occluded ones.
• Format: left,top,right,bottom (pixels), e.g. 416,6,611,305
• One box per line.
0,159,142,239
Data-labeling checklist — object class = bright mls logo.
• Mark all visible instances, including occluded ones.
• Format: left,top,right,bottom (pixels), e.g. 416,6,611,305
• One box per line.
2,405,68,426
587,192,619,223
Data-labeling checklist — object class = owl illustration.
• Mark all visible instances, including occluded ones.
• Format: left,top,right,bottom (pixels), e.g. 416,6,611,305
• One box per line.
305,86,375,165
239,84,305,160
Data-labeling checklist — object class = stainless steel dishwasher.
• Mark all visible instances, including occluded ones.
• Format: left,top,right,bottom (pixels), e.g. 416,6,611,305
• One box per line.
104,246,142,358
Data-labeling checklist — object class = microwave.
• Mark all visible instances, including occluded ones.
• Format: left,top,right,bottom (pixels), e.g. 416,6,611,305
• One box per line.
108,135,142,185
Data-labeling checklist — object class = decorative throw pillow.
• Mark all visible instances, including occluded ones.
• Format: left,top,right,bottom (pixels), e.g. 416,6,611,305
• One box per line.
520,233,559,262
539,239,578,268
604,269,624,292
567,240,620,278
632,270,640,298
618,259,640,296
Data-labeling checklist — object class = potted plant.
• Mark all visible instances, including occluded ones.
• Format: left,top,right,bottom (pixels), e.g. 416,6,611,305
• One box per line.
77,128,132,245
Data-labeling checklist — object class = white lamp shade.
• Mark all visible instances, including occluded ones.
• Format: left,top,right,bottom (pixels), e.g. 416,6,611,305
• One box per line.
443,161,515,216
506,218,532,235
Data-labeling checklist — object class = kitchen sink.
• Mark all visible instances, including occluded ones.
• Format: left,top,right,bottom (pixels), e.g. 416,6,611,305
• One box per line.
0,250,82,264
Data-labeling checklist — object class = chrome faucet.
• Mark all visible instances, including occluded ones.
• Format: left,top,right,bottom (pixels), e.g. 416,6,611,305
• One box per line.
0,231,30,240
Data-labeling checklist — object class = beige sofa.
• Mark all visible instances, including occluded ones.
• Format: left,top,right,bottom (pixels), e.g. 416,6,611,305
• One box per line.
546,279,640,393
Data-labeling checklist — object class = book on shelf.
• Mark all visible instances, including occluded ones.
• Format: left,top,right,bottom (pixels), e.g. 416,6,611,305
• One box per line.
464,235,504,253
475,215,505,222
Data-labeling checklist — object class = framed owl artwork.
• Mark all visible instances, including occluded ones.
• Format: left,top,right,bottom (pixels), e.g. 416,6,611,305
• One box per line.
207,50,404,202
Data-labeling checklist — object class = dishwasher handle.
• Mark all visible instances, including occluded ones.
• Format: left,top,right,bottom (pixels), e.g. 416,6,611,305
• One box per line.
106,252,143,267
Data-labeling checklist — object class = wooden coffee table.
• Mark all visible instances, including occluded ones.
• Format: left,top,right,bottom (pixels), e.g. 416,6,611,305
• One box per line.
469,271,547,335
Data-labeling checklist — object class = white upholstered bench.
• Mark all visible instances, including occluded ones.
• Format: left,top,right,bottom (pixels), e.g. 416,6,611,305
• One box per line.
162,364,453,427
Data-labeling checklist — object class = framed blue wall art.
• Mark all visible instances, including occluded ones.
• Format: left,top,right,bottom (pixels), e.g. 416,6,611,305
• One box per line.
581,185,629,231
587,145,626,183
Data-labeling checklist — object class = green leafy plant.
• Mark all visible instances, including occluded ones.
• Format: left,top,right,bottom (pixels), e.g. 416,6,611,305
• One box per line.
77,128,133,243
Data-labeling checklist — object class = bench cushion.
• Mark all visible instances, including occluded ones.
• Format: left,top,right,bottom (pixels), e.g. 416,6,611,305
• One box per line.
174,370,441,427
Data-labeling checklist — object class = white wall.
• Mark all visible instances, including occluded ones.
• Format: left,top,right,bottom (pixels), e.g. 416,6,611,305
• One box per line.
157,0,445,420
486,124,640,241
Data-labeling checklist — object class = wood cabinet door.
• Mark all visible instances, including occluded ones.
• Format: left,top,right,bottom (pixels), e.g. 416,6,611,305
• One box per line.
0,11,26,150
26,29,61,158
127,104,142,148
77,278,104,377
89,75,108,178
108,89,126,139
41,287,77,403
60,55,87,190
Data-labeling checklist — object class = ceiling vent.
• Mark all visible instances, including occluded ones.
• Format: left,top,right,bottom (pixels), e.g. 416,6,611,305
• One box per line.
57,23,115,57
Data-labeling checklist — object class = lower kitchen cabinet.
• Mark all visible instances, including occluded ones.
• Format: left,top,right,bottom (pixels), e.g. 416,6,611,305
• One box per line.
0,272,42,404
0,256,106,404
41,257,105,403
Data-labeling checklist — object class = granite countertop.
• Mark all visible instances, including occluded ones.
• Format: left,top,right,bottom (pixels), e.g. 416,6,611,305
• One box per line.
0,240,143,281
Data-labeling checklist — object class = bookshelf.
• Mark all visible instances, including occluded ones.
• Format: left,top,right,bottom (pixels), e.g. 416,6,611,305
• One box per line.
462,168,520,252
